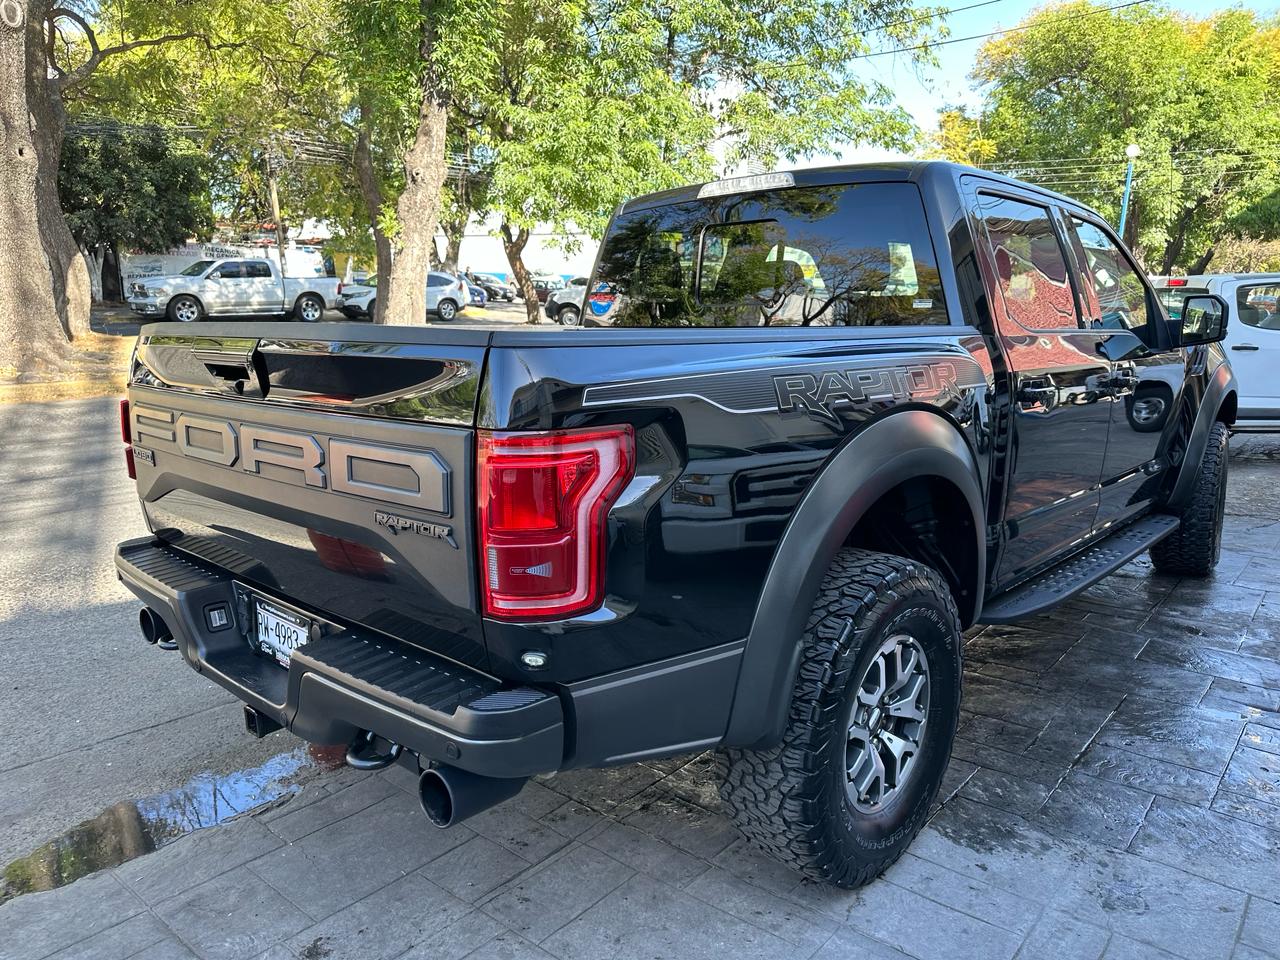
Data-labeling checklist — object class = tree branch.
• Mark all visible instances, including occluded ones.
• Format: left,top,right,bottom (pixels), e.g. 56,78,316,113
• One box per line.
48,8,203,92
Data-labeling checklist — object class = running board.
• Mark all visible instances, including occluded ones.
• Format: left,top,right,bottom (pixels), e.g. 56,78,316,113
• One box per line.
980,514,1180,624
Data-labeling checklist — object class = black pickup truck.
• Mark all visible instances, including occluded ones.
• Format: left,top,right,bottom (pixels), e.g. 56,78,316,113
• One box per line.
115,162,1236,888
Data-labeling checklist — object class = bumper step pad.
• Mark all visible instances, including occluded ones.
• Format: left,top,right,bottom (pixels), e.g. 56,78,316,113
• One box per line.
115,537,563,777
980,514,1180,624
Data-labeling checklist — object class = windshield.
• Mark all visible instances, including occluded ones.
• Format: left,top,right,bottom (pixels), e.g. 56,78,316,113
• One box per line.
179,260,215,277
591,182,947,327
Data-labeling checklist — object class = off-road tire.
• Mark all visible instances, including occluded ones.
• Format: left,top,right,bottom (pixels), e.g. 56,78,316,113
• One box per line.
1150,421,1228,576
716,549,962,888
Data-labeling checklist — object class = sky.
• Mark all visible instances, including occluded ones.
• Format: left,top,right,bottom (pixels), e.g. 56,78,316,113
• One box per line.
805,0,1275,166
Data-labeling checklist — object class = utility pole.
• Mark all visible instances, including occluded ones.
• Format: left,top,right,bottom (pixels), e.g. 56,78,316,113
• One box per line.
266,149,288,277
1119,143,1140,238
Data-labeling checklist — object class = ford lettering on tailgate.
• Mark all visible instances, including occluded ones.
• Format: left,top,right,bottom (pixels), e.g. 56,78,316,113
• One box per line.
130,404,451,515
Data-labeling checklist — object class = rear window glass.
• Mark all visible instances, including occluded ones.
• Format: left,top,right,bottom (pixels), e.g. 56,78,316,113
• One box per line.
1157,287,1209,317
1237,284,1280,329
591,182,947,327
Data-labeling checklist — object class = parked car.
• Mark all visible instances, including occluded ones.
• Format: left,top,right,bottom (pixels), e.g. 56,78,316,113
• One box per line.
127,257,342,322
532,276,565,304
335,271,469,321
1152,273,1279,431
544,284,585,324
115,162,1234,889
472,273,516,302
467,282,488,308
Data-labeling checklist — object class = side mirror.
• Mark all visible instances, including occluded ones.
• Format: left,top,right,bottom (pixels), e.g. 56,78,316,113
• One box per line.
1179,294,1228,347
208,271,222,280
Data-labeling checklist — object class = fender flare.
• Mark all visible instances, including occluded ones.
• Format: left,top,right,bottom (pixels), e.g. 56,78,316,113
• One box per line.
1167,360,1237,510
722,410,985,748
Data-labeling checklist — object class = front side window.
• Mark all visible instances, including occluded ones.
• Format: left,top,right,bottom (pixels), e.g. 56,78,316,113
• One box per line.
592,182,947,327
975,194,1078,332
1236,284,1280,330
1069,217,1152,339
180,260,215,277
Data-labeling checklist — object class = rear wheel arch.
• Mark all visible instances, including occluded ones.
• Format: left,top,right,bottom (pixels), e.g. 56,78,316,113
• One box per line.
723,410,985,748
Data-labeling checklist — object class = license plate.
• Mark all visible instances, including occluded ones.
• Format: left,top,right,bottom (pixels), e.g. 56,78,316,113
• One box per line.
255,599,310,666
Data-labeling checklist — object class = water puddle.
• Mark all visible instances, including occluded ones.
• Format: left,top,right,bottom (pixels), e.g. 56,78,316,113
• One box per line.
1,744,345,904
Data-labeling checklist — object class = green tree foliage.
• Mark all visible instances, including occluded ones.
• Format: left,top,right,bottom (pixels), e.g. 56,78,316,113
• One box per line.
949,2,1280,272
59,131,212,253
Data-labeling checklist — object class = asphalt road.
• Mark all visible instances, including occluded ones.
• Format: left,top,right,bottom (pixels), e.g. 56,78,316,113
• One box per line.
0,398,299,864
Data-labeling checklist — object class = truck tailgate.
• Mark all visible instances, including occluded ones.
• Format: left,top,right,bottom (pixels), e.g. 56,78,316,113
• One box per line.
127,325,490,669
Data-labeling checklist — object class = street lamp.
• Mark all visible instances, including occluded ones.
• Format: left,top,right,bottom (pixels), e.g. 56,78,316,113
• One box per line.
1119,143,1140,235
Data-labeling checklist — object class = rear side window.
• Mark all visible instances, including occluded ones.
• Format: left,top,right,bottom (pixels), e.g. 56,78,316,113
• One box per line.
1237,284,1280,329
428,272,453,287
974,194,1078,332
215,261,244,279
592,182,947,327
244,260,272,278
1156,286,1208,317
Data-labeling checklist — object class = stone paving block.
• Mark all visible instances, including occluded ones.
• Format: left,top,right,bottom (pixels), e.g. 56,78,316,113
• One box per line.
259,775,398,843
878,852,1041,935
115,817,284,905
957,711,1045,752
651,752,722,809
541,874,795,960
957,767,1052,819
1210,791,1280,832
1101,935,1182,959
1240,896,1280,956
541,764,661,816
248,791,473,919
808,927,914,960
1013,908,1109,960
585,822,708,887
844,874,1024,960
1023,704,1119,766
912,799,1247,960
1201,678,1280,714
460,930,557,960
463,804,575,863
621,790,739,860
1033,771,1154,848
1232,946,1276,960
422,835,534,903
685,866,836,951
273,872,472,960
127,940,199,960
711,837,811,899
1096,696,1243,775
1222,746,1280,807
535,800,603,839
1129,797,1280,900
949,736,1066,787
1047,645,1213,706
0,872,143,960
43,912,170,960
397,912,509,960
154,866,312,960
1140,639,1280,690
480,843,633,943
934,756,979,810
1074,742,1221,807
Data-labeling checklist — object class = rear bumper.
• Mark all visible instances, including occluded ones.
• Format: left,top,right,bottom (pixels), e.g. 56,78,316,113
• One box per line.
114,537,564,778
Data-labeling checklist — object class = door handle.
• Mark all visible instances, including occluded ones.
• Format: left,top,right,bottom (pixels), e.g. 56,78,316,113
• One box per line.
1232,344,1260,351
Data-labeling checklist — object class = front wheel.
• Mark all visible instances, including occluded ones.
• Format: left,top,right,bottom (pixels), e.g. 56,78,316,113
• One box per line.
436,299,457,322
1150,421,1228,576
294,293,324,323
166,295,202,323
558,305,581,326
716,550,962,888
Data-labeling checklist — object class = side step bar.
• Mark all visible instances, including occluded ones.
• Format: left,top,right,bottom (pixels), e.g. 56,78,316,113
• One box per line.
980,514,1180,624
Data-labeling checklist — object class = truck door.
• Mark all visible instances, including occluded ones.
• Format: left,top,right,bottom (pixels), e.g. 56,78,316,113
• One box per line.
1062,214,1185,527
207,260,249,313
1223,279,1280,425
972,191,1111,584
243,259,280,312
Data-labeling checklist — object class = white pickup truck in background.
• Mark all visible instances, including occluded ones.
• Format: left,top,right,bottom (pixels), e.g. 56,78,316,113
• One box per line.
127,257,343,322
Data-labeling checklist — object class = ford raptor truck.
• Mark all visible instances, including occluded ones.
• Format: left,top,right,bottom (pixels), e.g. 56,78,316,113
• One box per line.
114,162,1236,887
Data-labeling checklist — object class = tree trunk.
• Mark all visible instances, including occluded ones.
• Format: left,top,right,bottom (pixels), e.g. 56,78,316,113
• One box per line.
382,2,449,326
501,223,540,324
1160,199,1202,274
441,215,465,271
0,0,91,374
352,104,393,324
1188,246,1216,275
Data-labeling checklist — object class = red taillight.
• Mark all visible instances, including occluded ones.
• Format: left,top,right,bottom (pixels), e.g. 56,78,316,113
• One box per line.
477,425,635,620
1167,278,1187,287
120,398,135,479
337,280,344,295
